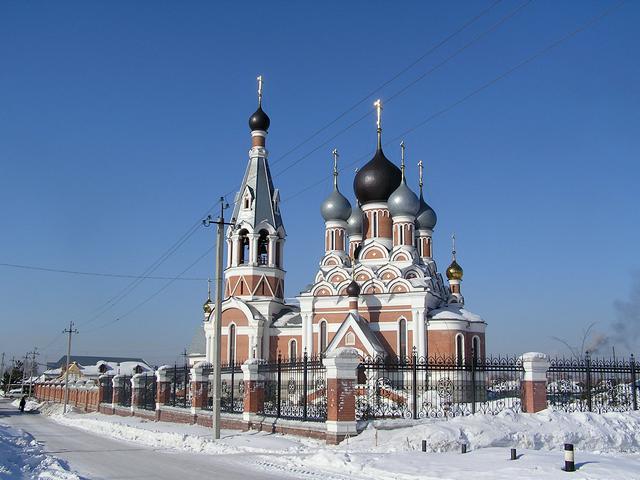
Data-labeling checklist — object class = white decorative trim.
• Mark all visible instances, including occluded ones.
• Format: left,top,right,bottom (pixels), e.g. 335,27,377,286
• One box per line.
326,420,357,435
520,352,550,382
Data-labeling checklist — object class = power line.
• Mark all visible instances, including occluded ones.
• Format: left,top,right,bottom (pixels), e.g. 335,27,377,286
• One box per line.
0,262,207,281
282,0,627,203
84,245,215,333
254,0,534,188
219,0,509,203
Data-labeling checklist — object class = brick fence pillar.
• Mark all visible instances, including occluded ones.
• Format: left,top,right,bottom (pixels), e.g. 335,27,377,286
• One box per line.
98,375,109,404
190,363,209,413
324,347,360,445
520,352,550,413
241,359,265,426
156,366,172,409
131,374,144,412
111,375,122,408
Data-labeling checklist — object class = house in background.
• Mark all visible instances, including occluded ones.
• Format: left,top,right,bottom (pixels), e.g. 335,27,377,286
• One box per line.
44,356,153,381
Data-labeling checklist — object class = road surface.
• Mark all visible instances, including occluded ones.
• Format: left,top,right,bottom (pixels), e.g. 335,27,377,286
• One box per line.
0,398,290,480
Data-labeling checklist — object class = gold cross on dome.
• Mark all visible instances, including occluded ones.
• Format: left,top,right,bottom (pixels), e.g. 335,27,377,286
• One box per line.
257,75,263,106
374,99,382,131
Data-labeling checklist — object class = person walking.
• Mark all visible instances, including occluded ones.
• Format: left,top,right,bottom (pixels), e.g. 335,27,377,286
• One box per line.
19,395,26,413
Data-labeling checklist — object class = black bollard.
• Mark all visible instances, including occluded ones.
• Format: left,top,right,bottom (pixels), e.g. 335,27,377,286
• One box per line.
510,448,517,460
563,443,575,472
422,440,427,452
461,444,467,454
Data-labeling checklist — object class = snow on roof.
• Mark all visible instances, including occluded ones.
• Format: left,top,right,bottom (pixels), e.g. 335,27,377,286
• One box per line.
272,305,302,327
429,305,484,323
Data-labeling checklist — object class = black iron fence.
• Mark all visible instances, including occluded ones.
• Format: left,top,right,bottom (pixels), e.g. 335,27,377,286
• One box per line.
138,374,157,411
167,366,191,408
547,354,639,413
259,353,327,422
202,362,244,414
99,376,113,403
117,375,132,407
356,352,524,420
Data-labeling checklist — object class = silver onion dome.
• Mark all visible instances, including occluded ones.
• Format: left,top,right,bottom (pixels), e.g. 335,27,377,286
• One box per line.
321,187,352,222
388,178,420,218
346,206,363,235
415,193,437,230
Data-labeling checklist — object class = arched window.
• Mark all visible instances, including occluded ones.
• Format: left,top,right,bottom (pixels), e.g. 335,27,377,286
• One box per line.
238,229,249,265
289,339,297,361
228,324,236,363
345,331,356,346
455,333,464,365
258,230,269,266
472,336,480,363
319,321,327,353
398,318,407,361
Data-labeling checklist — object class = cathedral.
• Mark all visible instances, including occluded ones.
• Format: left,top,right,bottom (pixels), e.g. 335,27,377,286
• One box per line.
201,80,486,364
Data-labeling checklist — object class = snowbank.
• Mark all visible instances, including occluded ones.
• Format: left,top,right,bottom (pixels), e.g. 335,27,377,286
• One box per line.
9,398,42,412
47,409,320,456
351,408,640,454
0,423,80,479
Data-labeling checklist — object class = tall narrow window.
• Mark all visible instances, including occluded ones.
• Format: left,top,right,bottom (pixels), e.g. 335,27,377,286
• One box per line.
289,339,297,361
456,333,464,365
372,211,378,237
472,336,480,363
229,324,236,363
398,318,407,361
258,230,269,265
275,241,282,268
319,321,327,353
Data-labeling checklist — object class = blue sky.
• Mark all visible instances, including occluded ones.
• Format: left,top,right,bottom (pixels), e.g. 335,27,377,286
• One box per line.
1,0,638,367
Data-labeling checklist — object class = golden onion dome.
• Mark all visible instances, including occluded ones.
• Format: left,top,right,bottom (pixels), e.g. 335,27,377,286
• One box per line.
203,300,213,314
446,260,463,281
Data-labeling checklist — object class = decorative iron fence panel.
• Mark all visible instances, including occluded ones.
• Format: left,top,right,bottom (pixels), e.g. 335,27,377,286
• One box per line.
117,375,132,407
168,366,191,408
356,352,523,420
203,362,244,413
139,374,157,411
100,376,113,404
259,354,327,422
547,354,638,413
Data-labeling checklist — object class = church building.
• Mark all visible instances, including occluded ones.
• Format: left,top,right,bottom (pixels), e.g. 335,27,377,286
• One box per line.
202,79,486,364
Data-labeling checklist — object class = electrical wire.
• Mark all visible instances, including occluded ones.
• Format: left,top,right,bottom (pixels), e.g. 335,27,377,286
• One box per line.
282,0,627,203
0,262,206,281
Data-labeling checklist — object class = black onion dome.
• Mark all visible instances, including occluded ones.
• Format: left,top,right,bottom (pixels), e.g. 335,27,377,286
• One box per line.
248,106,270,131
415,193,437,230
320,188,352,222
346,279,360,297
353,148,402,205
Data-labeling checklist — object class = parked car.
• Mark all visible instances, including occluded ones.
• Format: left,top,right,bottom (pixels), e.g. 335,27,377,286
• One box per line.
6,388,24,399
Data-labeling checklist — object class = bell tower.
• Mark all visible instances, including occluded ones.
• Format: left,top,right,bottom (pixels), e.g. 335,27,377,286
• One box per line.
224,76,286,301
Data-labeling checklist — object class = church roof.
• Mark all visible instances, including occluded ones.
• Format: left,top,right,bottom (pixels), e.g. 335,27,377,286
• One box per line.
325,312,385,356
429,305,484,323
187,325,206,356
272,305,302,327
231,153,283,232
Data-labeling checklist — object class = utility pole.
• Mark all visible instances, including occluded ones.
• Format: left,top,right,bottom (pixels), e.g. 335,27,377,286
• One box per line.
21,353,29,394
203,196,232,440
0,353,5,394
62,321,79,414
26,348,40,397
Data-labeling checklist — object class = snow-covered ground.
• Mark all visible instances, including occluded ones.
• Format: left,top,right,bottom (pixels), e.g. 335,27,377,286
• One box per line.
0,423,80,479
40,403,640,479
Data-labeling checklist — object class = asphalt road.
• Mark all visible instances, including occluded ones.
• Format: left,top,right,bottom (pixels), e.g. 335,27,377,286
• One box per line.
0,399,286,480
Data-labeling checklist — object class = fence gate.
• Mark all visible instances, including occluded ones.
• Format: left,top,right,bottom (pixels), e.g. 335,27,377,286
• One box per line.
547,354,638,413
100,376,113,404
118,375,132,407
139,374,157,411
259,354,327,422
356,352,524,420
168,366,191,408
